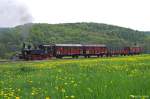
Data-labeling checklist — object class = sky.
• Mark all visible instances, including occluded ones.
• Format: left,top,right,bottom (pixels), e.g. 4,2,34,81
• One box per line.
0,0,149,31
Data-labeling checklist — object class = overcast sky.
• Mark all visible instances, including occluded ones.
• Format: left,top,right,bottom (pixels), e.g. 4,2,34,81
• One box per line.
0,0,149,31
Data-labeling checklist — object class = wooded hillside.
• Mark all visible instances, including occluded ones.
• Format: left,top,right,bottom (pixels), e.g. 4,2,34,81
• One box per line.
0,22,149,58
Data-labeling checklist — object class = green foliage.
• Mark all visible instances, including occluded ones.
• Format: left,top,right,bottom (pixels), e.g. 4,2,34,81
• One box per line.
0,22,149,58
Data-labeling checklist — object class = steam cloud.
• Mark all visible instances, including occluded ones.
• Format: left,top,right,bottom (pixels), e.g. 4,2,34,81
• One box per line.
0,0,33,27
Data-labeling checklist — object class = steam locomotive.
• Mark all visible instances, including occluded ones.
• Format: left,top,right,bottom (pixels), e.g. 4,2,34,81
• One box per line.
18,43,143,60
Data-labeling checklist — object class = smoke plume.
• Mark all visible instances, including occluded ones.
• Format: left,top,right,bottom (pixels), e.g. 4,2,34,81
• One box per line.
0,0,33,27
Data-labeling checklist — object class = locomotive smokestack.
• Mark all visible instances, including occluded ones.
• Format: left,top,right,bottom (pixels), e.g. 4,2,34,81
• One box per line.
22,42,26,49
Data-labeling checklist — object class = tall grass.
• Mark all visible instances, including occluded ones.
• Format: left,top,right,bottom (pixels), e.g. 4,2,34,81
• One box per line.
0,55,150,99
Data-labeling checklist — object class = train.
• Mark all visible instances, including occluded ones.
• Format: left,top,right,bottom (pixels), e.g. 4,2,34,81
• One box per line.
18,43,143,60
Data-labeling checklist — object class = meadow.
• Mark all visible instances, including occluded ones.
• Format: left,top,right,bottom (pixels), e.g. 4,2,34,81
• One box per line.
0,55,150,99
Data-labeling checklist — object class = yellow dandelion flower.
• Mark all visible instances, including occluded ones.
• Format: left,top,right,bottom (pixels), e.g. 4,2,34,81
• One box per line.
61,88,66,93
65,96,69,98
141,96,145,99
55,86,59,90
71,80,75,83
46,96,50,99
29,80,33,83
73,83,78,87
31,92,35,95
18,88,21,91
16,96,20,99
130,95,135,98
70,95,75,98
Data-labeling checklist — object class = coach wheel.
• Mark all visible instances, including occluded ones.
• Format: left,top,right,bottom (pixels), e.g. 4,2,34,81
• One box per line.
75,56,79,58
28,56,32,60
84,56,87,58
56,56,62,59
106,54,108,57
72,56,75,58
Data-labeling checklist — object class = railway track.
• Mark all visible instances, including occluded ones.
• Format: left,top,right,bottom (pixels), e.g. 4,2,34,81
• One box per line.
0,60,11,63
0,60,20,63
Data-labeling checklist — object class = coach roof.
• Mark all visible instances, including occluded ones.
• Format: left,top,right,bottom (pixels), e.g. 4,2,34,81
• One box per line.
42,44,106,47
55,44,82,47
83,44,106,47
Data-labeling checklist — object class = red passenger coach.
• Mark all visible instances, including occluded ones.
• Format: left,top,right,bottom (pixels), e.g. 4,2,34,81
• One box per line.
129,47,143,55
54,44,83,58
83,44,108,57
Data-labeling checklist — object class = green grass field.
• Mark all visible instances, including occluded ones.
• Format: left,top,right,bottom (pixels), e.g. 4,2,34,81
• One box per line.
0,55,150,99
